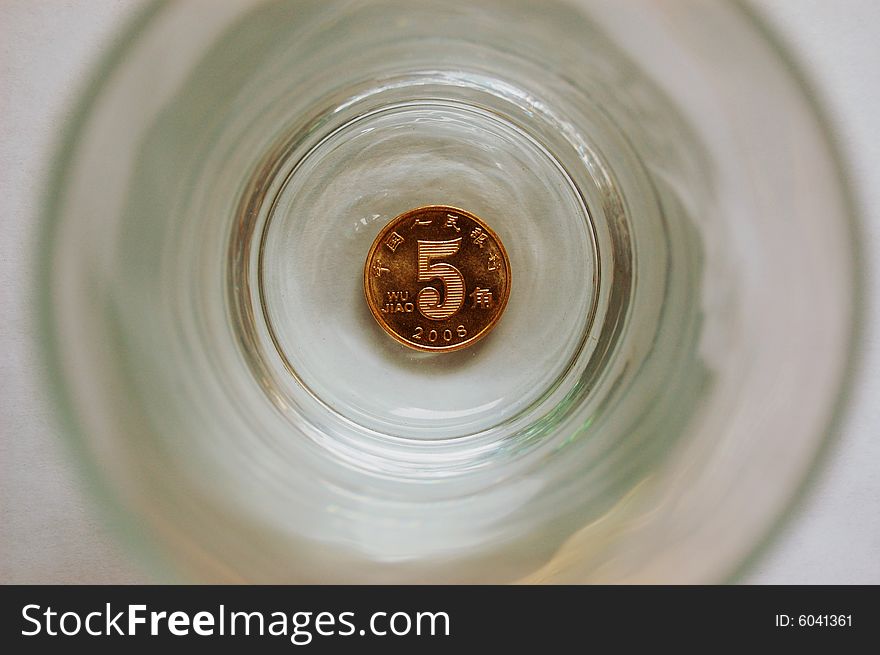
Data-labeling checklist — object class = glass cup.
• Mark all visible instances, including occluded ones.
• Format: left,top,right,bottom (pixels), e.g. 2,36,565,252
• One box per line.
40,0,860,582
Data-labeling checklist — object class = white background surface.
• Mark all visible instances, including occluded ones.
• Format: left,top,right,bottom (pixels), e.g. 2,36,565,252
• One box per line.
1,0,877,583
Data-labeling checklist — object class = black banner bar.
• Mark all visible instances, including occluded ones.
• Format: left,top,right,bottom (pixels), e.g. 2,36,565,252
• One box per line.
1,586,875,651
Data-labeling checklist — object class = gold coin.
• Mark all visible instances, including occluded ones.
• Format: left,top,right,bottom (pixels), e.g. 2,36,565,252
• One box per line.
364,205,511,352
